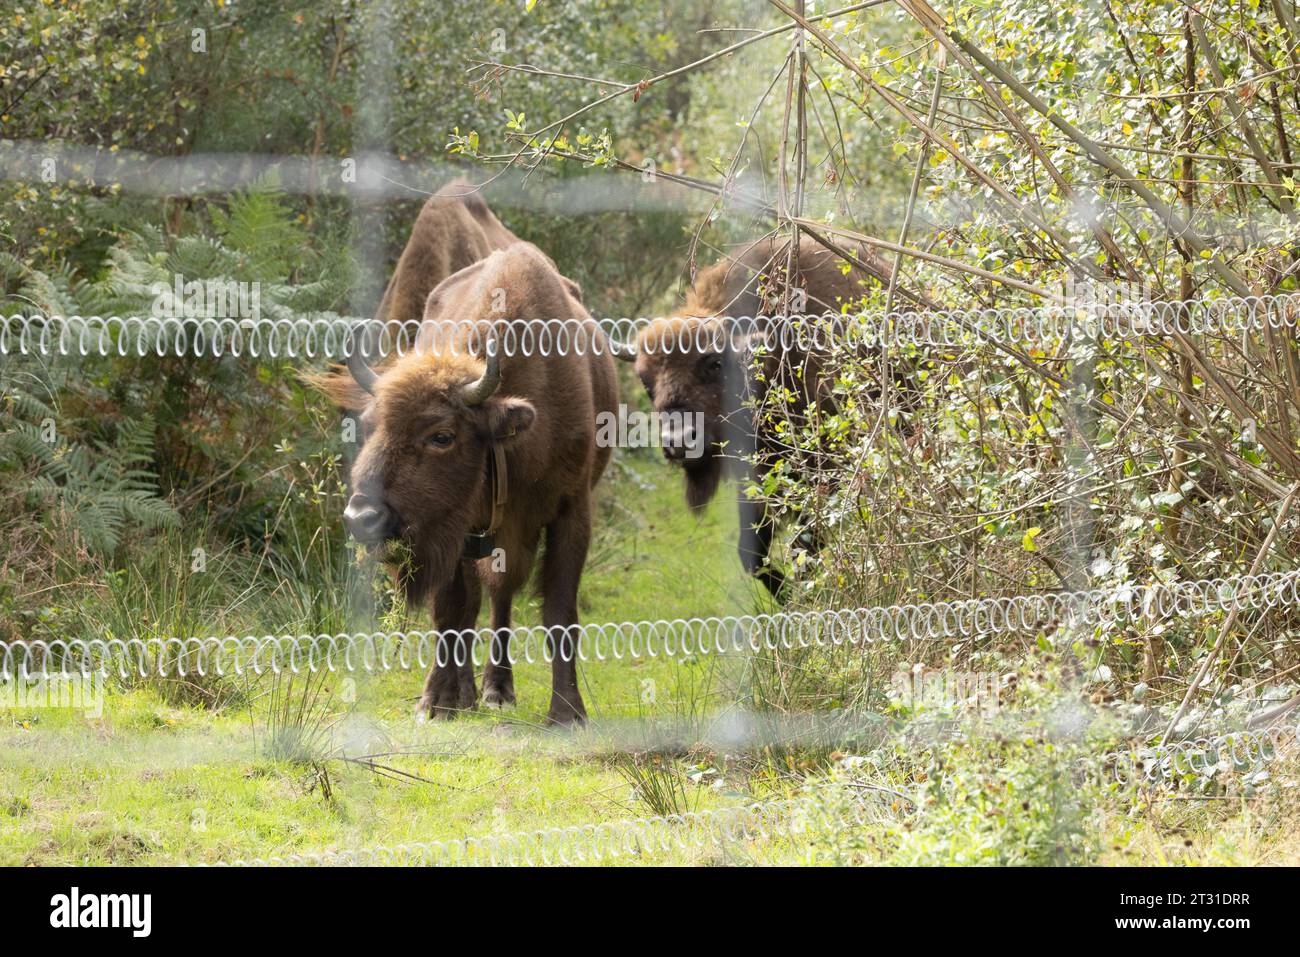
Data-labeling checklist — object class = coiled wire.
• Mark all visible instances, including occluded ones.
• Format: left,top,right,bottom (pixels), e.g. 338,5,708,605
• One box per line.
5,295,1300,359
1085,720,1298,788
209,792,880,867
5,569,1297,679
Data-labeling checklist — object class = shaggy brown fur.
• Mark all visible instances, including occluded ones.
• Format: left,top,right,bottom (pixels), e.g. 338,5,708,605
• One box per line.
682,234,884,320
314,243,617,724
633,236,889,597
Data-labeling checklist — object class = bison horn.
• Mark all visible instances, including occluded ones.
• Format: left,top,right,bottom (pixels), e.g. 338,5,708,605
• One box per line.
347,321,381,395
462,335,502,406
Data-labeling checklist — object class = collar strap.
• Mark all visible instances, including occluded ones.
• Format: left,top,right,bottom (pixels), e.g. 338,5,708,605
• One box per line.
485,442,508,535
462,442,509,561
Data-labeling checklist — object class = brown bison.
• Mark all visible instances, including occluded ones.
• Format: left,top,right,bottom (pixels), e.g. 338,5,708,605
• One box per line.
373,178,519,329
313,243,618,724
617,235,891,597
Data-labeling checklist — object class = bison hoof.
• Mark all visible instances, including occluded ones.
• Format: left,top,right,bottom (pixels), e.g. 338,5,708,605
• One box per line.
482,683,516,708
415,695,468,721
417,669,479,720
546,697,587,727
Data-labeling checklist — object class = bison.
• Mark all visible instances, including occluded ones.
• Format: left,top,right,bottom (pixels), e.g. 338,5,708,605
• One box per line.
615,235,893,598
312,243,617,724
373,178,519,329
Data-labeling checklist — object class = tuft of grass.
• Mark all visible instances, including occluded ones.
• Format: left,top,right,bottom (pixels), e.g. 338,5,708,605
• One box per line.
65,523,255,710
614,752,700,818
250,665,344,806
254,667,338,766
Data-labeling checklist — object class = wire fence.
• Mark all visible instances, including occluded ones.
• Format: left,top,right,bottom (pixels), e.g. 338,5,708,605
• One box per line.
5,293,1300,359
204,712,1298,866
208,791,886,867
1093,720,1298,788
7,295,1300,866
4,569,1297,679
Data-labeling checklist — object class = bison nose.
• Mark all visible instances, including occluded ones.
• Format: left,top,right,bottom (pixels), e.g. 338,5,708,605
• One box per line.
343,494,394,544
660,409,696,461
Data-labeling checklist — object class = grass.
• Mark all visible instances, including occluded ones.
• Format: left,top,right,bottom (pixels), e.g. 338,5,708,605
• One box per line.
4,452,1299,866
0,454,807,865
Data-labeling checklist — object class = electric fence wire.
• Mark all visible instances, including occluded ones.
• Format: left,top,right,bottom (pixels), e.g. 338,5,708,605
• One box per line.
208,791,884,867
5,569,1299,680
5,293,1300,360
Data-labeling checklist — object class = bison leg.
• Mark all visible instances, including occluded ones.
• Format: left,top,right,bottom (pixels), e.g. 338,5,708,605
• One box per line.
738,496,786,599
417,564,481,720
481,592,516,708
540,496,590,726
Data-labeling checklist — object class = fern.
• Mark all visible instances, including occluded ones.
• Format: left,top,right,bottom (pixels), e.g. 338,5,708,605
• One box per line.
2,176,350,559
2,360,178,556
210,171,305,282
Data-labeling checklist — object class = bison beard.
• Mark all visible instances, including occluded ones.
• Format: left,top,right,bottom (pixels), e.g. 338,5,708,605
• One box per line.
392,504,476,610
683,452,723,512
682,396,754,512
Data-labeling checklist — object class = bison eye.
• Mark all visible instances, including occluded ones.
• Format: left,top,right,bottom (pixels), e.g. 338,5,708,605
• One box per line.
425,430,455,449
702,354,724,377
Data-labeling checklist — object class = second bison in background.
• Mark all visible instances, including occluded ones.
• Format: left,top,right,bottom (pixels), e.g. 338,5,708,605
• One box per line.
313,243,618,724
373,178,518,329
619,235,892,597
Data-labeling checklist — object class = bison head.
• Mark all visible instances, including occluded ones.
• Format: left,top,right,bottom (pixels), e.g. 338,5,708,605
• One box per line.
619,315,755,512
311,333,534,606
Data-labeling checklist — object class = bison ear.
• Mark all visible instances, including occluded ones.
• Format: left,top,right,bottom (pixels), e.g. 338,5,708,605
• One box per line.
487,396,535,444
301,367,371,414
